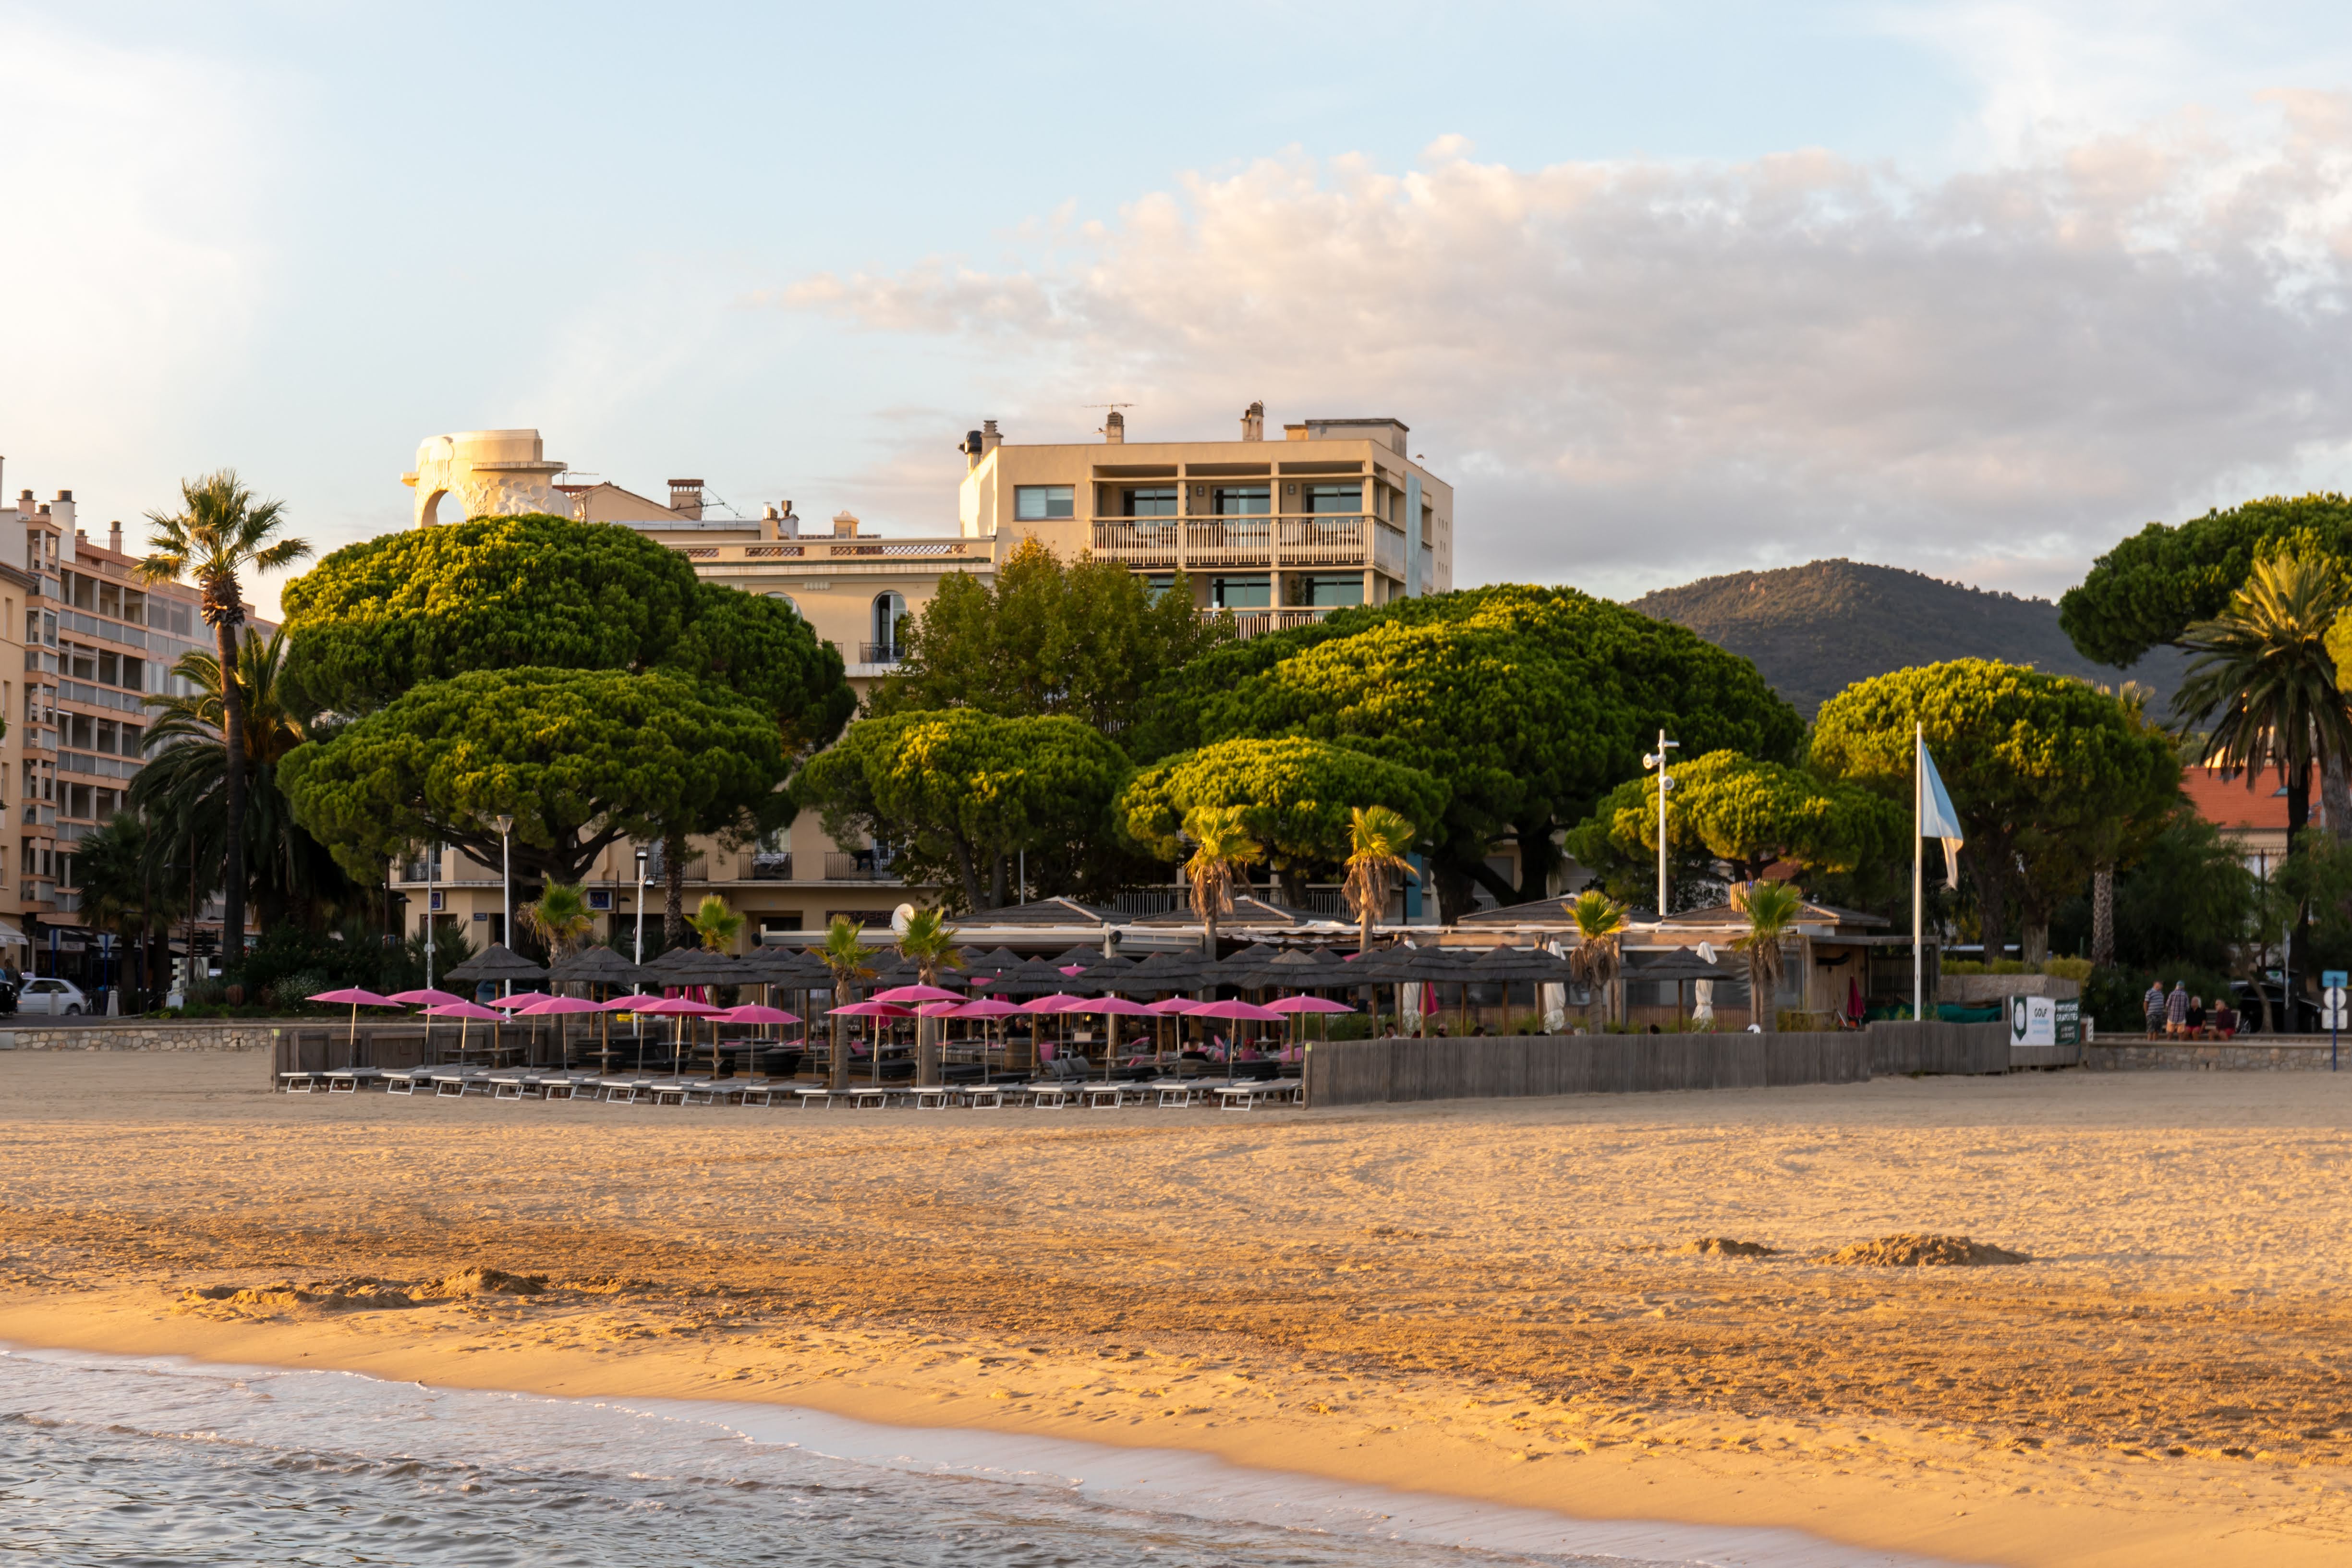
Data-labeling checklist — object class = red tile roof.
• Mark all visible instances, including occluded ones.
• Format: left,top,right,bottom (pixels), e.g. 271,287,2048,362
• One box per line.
2181,764,2301,831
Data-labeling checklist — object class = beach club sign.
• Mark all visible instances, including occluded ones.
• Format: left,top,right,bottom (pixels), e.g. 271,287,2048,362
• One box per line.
2009,994,2081,1047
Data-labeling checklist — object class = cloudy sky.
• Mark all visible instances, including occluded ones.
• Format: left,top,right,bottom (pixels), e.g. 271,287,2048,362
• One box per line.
6,1,2352,615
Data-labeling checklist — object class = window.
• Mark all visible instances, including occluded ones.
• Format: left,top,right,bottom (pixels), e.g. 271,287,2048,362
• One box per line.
1213,486,1270,516
1290,573,1364,608
1303,483,1361,515
1121,486,1178,517
1208,574,1271,609
1142,574,1177,601
1014,485,1074,521
872,591,907,654
588,888,614,911
764,591,801,619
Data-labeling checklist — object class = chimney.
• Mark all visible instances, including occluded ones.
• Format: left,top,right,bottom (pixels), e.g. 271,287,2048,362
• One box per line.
108,519,121,553
760,505,779,541
779,500,798,537
50,489,74,535
1101,410,1125,445
832,510,860,537
1240,401,1265,441
667,479,705,520
982,417,1001,453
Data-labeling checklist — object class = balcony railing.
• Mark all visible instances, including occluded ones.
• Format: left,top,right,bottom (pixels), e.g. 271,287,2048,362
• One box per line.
1210,608,1340,640
1089,514,1410,575
824,851,899,883
858,642,901,666
750,852,794,881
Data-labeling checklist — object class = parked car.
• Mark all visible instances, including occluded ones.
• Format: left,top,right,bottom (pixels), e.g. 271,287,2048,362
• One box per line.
17,977,89,1016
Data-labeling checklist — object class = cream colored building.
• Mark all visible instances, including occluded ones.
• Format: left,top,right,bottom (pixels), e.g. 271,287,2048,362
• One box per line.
389,414,1457,950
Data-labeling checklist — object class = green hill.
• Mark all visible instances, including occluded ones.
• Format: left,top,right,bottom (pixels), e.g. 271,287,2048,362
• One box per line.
1625,559,2184,719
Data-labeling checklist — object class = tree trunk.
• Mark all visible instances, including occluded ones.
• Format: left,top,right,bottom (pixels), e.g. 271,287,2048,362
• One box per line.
2090,867,2116,968
950,839,985,914
663,829,688,950
828,1005,848,1092
217,616,246,961
2021,920,2049,967
2289,765,2311,1023
990,854,1007,910
2326,750,2352,843
1751,950,1776,1033
1971,852,2010,968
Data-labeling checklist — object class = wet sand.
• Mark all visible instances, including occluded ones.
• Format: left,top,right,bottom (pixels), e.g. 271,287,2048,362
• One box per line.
4,1053,2351,1565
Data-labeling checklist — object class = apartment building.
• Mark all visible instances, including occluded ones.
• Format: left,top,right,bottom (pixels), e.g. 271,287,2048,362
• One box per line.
0,473,233,983
390,414,1457,946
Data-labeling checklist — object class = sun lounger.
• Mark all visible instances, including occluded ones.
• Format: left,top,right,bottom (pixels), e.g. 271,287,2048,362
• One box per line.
793,1086,842,1108
430,1069,490,1097
542,1072,599,1101
277,1070,321,1094
598,1075,660,1103
1028,1082,1073,1109
848,1084,899,1109
1079,1083,1128,1109
384,1066,436,1096
679,1080,742,1106
911,1085,953,1109
321,1068,384,1094
1149,1079,1199,1107
957,1084,1008,1108
1213,1080,1300,1110
489,1072,545,1101
736,1082,779,1107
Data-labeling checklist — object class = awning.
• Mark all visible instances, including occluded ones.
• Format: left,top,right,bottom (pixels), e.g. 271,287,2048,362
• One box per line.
0,921,29,948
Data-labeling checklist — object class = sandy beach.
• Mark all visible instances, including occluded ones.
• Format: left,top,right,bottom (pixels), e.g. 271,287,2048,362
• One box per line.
4,1054,2351,1565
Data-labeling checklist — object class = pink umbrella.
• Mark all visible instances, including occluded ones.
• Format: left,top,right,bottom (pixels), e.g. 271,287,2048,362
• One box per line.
915,1001,967,1018
1017,993,1090,1013
1266,996,1357,1014
424,999,505,1058
1058,963,1087,976
1143,997,1199,1015
513,994,602,1070
1063,995,1156,1078
711,1003,801,1082
491,991,555,1010
387,987,464,1006
598,993,662,1011
873,983,963,1004
829,1000,915,1085
952,997,1026,1019
633,996,722,1075
307,987,400,1057
1188,997,1287,1082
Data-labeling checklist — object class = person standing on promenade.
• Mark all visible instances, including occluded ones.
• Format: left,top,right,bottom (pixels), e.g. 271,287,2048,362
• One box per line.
2166,981,2190,1038
2145,979,2166,1037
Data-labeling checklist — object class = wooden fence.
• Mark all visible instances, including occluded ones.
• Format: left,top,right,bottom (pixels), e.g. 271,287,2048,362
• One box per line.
1866,1020,2009,1077
1302,1029,1873,1108
270,1026,444,1077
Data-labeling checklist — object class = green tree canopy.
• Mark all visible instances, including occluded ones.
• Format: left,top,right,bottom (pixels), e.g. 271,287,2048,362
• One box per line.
1565,749,1908,905
658,580,856,749
279,667,786,886
2059,493,2352,667
1119,737,1446,886
279,514,702,715
867,538,1228,733
797,708,1134,912
1131,585,1804,918
1810,659,2180,960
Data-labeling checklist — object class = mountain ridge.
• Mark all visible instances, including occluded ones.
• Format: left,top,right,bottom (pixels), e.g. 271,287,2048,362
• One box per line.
1626,558,2186,719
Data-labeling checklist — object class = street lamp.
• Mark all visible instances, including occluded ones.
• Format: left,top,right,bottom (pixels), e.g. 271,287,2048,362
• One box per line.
424,837,438,991
493,813,514,997
1642,731,1679,919
634,847,649,964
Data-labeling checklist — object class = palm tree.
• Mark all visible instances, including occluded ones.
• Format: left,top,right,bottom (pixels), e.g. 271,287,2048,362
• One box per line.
897,906,963,1087
686,892,744,953
1342,806,1418,956
521,881,595,963
133,628,357,933
136,473,311,960
1569,890,1628,1033
1733,880,1806,1033
2173,553,2352,997
818,913,876,1092
1183,805,1259,958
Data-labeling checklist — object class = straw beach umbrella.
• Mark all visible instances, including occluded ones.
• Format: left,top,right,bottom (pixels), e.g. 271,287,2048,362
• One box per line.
444,943,548,1001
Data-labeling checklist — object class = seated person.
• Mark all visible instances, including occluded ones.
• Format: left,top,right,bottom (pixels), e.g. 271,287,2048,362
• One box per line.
2210,1002,2238,1038
2185,996,2208,1036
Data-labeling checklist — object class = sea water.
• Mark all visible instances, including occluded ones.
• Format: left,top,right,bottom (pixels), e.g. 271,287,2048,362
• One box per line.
0,1346,1937,1567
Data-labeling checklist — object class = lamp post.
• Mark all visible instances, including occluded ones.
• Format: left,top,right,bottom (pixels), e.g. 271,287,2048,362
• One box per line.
1642,731,1679,918
424,838,438,992
493,813,514,997
634,848,649,964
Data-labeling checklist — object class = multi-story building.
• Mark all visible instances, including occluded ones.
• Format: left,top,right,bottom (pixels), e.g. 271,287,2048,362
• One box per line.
390,414,1457,947
0,472,237,984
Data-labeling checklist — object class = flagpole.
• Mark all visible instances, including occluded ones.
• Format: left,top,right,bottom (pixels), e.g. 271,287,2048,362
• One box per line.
1914,721,1924,1023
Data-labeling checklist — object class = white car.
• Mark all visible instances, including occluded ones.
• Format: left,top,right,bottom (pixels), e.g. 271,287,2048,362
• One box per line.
17,977,89,1016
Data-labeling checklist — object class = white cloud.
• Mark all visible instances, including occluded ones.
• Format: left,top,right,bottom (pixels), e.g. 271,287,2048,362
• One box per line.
783,102,2352,602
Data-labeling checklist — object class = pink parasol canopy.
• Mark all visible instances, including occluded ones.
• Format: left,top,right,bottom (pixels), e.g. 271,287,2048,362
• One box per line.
1017,993,1091,1014
1057,964,1087,976
714,1004,800,1025
951,997,1026,1019
490,991,555,1010
386,987,464,1007
424,1001,505,1021
1187,998,1287,1022
598,993,663,1012
1062,996,1155,1016
1265,996,1358,1014
308,987,396,1007
873,983,964,1004
915,1001,968,1019
514,997,603,1016
1142,997,1200,1015
632,997,722,1017
827,1000,915,1018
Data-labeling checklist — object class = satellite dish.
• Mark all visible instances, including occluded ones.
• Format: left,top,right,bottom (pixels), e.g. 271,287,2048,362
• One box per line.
889,903,916,936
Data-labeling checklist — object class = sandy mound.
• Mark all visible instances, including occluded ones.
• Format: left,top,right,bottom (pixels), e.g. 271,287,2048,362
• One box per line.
177,1279,414,1316
1829,1234,2029,1267
1681,1237,1778,1257
414,1266,547,1299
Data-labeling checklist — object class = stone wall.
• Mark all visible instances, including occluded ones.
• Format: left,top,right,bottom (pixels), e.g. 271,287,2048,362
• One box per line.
0,1019,298,1052
2085,1039,2349,1071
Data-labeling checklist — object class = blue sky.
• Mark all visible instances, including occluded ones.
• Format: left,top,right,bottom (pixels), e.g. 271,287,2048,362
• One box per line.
7,2,2352,620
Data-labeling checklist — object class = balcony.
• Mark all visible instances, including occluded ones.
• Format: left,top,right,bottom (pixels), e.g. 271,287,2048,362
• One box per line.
858,642,901,666
750,851,794,881
1212,608,1340,640
1089,514,1409,575
824,851,899,883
